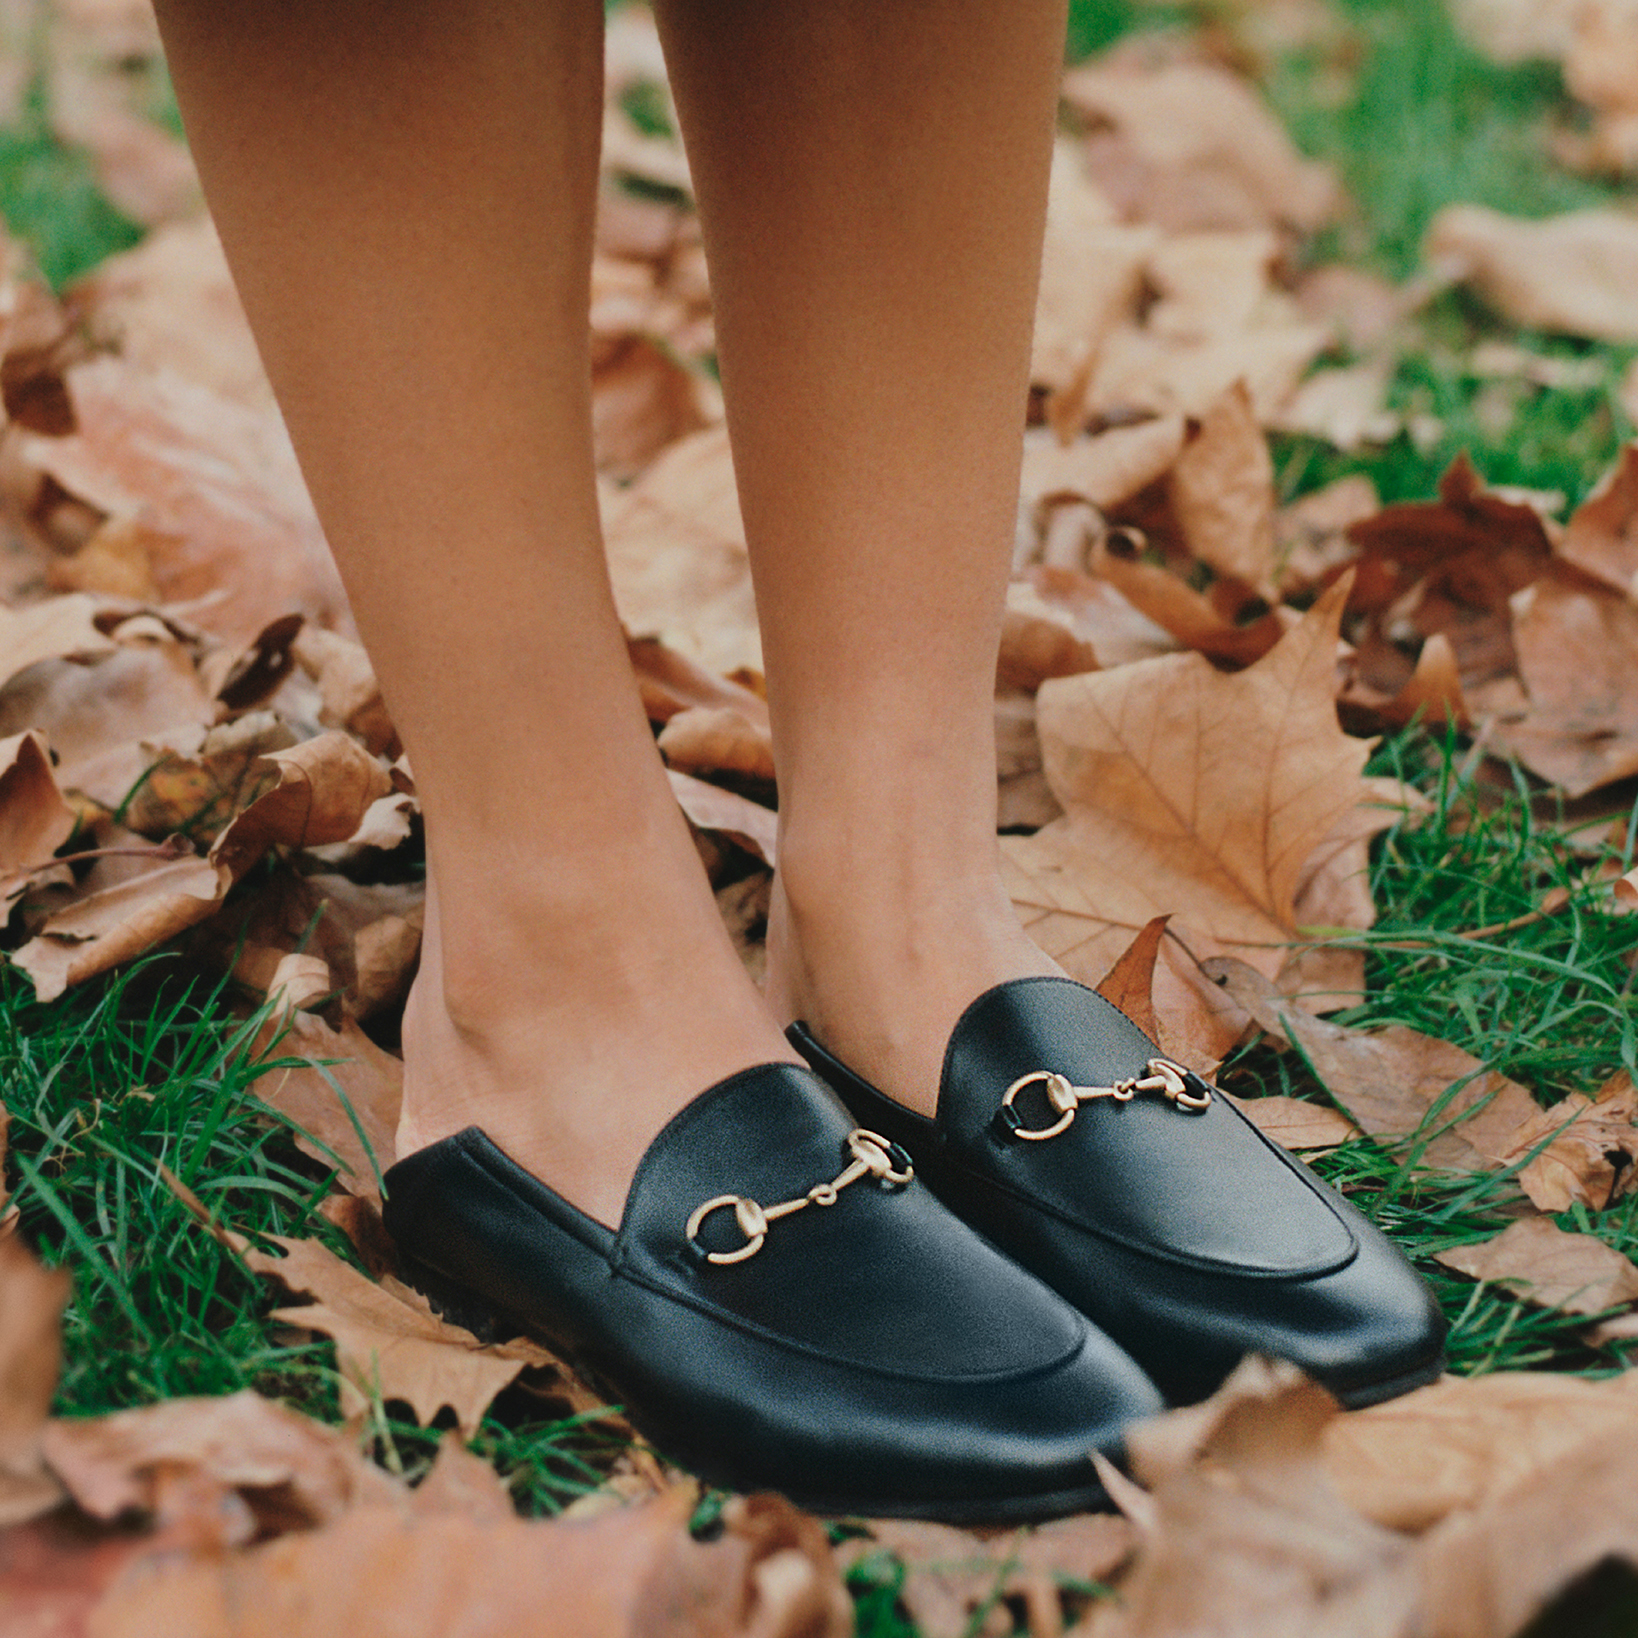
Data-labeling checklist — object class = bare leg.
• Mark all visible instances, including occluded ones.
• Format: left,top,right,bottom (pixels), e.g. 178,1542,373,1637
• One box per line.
655,0,1069,1114
152,0,798,1227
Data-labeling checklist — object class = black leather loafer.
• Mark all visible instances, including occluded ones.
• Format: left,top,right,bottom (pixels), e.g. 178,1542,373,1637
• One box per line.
789,977,1447,1410
380,1061,1164,1521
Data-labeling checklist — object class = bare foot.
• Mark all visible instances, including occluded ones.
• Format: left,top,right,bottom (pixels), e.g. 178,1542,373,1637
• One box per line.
762,843,1061,1120
396,855,801,1230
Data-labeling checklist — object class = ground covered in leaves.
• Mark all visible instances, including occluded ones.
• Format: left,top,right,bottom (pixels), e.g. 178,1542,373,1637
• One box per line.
6,0,1638,1634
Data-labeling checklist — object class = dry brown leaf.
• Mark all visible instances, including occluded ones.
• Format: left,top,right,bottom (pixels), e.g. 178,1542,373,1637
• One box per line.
1339,632,1469,734
209,732,393,881
0,591,115,687
1561,0,1638,133
351,906,424,1021
667,768,777,866
1093,914,1169,1042
602,426,760,678
45,2,198,228
1205,956,1541,1170
0,1235,70,1528
318,1194,401,1283
627,632,769,724
334,791,416,858
1087,912,1244,1080
1293,264,1416,353
40,1389,398,1541
1275,473,1378,598
1087,310,1332,426
1491,563,1638,797
1415,1418,1638,1638
1062,57,1338,234
1345,452,1554,690
1492,1070,1638,1212
658,706,777,785
1031,141,1153,415
115,712,296,840
1148,937,1255,1076
1146,231,1282,343
1426,203,1638,343
1557,439,1638,597
247,1234,555,1433
0,1508,190,1636
43,510,168,600
1006,568,1176,673
1323,1369,1638,1533
1282,775,1426,1013
0,632,217,812
70,217,271,410
1019,416,1185,516
16,732,394,1000
199,869,420,1020
592,334,714,479
89,1482,849,1638
840,1513,1134,1638
1085,534,1285,664
409,1431,518,1525
1271,358,1399,452
1451,0,1591,63
998,590,1102,694
291,626,395,758
837,1521,1004,1638
1088,1358,1415,1638
240,951,331,1013
1168,380,1277,600
1004,579,1369,989
252,1009,402,1199
1223,1093,1362,1150
0,729,74,914
1436,1215,1638,1315
9,853,228,1003
596,188,684,264
7,357,347,645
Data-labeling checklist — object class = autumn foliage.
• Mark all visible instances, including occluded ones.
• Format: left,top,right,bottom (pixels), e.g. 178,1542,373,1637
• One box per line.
5,1,1638,1635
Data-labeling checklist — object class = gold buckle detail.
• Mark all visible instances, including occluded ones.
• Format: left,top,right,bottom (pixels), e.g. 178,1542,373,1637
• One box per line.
686,1128,914,1265
999,1056,1210,1141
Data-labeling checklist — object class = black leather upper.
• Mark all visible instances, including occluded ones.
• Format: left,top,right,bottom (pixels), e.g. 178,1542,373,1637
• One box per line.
790,977,1447,1407
381,1062,1164,1517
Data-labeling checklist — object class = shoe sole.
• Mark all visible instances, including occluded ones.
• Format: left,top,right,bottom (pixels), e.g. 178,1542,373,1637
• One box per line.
1327,1351,1447,1411
398,1251,1119,1524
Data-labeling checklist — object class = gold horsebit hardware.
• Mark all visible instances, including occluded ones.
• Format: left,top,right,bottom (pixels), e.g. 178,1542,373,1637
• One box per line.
999,1056,1210,1140
686,1128,914,1265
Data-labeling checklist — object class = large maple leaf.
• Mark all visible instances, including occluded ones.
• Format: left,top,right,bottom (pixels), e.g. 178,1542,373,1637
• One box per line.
1003,577,1375,988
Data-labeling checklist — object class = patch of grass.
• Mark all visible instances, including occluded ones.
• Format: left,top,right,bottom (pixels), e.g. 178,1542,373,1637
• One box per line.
0,959,339,1416
1261,0,1638,510
1268,0,1622,280
0,76,142,289
1354,729,1638,1096
1220,726,1638,1378
842,1551,921,1638
1275,293,1637,509
0,959,615,1511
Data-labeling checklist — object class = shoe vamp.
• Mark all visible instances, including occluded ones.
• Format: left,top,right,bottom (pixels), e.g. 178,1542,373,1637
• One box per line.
941,981,1356,1276
622,1182,1088,1380
618,1060,1088,1379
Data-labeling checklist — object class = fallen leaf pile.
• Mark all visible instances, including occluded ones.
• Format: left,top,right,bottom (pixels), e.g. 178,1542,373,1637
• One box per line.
5,2,1638,1635
0,1234,852,1638
14,1217,1638,1638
